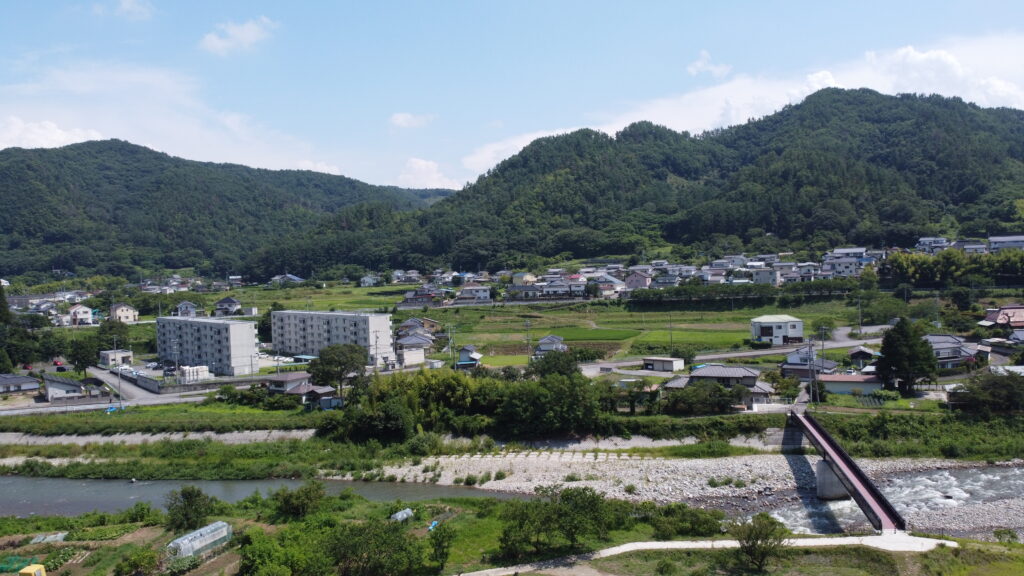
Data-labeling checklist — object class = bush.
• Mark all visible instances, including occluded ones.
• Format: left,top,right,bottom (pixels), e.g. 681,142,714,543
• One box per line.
494,470,507,480
871,389,901,402
564,473,581,482
463,474,478,486
624,483,637,495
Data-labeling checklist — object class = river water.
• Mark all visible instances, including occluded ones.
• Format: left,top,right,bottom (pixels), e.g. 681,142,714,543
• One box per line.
772,465,1024,534
0,476,520,517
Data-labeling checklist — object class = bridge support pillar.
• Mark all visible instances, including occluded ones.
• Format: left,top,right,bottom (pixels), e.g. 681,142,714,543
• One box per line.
816,460,850,500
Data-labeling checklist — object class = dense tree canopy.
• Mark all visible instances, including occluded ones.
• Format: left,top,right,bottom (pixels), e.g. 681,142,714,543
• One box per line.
5,89,1024,283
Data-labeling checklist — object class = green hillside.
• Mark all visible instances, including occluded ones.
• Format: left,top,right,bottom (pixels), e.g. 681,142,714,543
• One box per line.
248,88,1024,278
5,88,1024,283
0,139,451,278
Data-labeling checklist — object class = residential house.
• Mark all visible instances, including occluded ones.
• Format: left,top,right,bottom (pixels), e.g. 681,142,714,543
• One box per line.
0,278,8,286
819,374,884,395
176,301,198,318
722,254,748,268
751,268,781,287
533,335,568,359
779,345,839,380
750,315,804,346
824,257,861,278
267,273,306,285
228,275,244,287
642,357,685,372
456,283,492,303
265,372,312,394
848,346,880,368
979,305,1024,329
688,364,774,406
68,304,92,326
0,374,39,395
283,382,337,407
214,297,242,316
689,364,759,388
110,303,139,323
396,333,433,367
652,275,681,289
399,284,441,308
507,284,544,300
624,271,653,291
99,349,133,367
772,262,798,274
593,274,626,298
924,334,976,369
360,275,382,287
43,374,105,402
398,317,444,336
916,237,950,254
989,235,1024,253
959,242,988,255
456,345,482,369
511,272,538,286
541,279,586,298
754,254,780,264
827,247,868,260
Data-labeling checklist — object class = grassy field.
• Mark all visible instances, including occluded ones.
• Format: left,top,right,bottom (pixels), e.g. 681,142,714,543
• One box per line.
96,284,858,367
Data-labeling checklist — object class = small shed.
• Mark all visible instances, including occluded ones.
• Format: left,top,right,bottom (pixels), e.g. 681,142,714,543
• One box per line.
99,349,134,367
819,374,883,395
642,357,685,372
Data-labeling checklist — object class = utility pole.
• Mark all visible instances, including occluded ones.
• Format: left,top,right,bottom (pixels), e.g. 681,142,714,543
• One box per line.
112,336,122,409
668,310,673,350
524,320,532,358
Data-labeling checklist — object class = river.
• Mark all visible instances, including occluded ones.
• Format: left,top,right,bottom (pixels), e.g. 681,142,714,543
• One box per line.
772,465,1024,534
0,476,521,517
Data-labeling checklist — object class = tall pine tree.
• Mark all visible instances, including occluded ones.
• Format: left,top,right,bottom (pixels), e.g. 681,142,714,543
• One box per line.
877,317,937,394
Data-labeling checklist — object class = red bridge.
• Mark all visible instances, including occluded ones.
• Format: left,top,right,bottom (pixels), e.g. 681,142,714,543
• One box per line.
789,410,906,532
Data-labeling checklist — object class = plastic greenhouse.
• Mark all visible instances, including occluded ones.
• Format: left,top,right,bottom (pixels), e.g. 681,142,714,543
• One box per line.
166,521,232,558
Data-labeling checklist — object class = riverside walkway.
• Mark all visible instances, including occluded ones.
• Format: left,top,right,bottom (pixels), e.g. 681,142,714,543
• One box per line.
462,532,955,576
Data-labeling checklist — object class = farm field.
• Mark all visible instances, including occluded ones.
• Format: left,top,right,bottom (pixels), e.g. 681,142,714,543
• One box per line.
91,282,857,367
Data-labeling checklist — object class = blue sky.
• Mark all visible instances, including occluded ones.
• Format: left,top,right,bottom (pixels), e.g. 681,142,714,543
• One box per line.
2,1,1024,188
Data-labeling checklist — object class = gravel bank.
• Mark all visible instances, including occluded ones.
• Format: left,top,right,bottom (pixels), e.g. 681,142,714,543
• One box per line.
0,430,317,446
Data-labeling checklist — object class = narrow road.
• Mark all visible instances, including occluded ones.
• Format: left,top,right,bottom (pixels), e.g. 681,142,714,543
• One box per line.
461,532,956,576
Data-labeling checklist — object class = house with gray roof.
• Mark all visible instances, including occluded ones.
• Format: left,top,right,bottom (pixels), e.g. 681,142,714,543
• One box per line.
0,374,39,395
779,345,839,380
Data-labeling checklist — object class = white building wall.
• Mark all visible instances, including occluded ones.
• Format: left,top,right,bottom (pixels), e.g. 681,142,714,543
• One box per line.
271,311,394,367
156,317,257,376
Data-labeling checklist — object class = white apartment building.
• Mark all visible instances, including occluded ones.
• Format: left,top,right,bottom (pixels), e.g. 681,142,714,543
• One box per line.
271,311,394,367
156,317,258,376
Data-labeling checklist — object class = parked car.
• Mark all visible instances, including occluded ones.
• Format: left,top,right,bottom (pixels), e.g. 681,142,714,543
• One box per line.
145,362,160,369
52,360,63,366
56,366,68,372
21,364,32,370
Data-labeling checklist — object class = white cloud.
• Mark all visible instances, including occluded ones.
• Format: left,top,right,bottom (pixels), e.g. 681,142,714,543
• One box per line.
465,35,1024,175
297,159,342,175
116,0,153,20
389,112,435,128
686,50,731,79
0,61,347,178
0,116,102,149
462,128,575,174
199,16,278,56
398,158,461,189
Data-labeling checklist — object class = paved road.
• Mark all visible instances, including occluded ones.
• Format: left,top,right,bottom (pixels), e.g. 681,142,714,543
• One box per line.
461,532,956,576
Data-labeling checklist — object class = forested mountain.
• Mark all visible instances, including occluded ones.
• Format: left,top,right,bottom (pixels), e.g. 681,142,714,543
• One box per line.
246,88,1024,278
0,140,451,278
4,88,1024,282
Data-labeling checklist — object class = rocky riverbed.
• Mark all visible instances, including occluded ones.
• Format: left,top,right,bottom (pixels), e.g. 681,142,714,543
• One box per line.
372,447,1024,539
